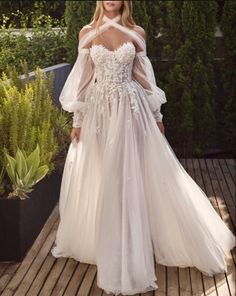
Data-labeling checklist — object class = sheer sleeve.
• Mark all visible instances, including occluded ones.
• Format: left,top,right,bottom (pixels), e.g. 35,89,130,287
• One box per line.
132,51,167,122
59,47,95,128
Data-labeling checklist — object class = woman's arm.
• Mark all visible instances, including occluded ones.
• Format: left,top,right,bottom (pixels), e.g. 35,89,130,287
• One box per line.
71,26,96,143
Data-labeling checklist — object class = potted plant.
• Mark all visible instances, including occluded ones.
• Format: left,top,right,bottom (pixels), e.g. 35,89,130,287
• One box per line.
0,65,69,261
0,145,62,261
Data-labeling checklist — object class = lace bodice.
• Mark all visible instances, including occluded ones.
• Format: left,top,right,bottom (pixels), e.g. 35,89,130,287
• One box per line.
90,41,135,85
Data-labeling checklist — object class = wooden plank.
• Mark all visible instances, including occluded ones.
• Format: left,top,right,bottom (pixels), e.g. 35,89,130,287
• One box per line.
189,267,204,296
51,258,78,296
199,159,224,220
1,205,59,296
208,159,235,230
209,227,235,294
225,159,236,185
192,159,205,191
178,267,191,296
38,257,67,295
154,263,166,296
219,159,236,203
13,220,59,296
226,262,236,296
167,266,179,296
196,161,234,295
201,159,234,296
193,159,217,296
76,264,97,295
89,271,103,296
26,255,56,295
0,263,20,293
0,264,10,277
214,272,231,296
230,247,236,275
212,159,236,226
198,159,215,197
201,274,217,296
185,159,207,296
186,158,195,179
179,159,187,167
63,262,89,294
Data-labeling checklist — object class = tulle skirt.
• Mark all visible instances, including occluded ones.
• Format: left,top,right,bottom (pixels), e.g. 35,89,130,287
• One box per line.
51,81,236,295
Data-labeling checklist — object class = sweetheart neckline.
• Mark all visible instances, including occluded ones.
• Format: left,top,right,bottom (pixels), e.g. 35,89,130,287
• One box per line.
90,41,135,53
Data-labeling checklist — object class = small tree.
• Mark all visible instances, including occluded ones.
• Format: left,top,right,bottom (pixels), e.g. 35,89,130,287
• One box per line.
163,1,217,157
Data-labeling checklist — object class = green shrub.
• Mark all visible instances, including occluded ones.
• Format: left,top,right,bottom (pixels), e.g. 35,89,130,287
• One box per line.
0,62,73,198
0,66,59,172
219,0,236,155
0,1,65,28
0,13,67,74
161,1,217,157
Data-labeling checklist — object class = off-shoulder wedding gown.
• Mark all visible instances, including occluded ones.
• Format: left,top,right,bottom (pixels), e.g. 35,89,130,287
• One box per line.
51,14,236,295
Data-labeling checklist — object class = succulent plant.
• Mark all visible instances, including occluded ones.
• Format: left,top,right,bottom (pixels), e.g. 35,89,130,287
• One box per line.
4,144,49,200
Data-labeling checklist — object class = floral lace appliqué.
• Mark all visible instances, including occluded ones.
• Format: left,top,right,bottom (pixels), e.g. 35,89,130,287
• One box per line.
89,42,141,123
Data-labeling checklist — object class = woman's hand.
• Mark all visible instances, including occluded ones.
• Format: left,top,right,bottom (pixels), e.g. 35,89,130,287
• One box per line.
157,122,165,135
71,127,81,142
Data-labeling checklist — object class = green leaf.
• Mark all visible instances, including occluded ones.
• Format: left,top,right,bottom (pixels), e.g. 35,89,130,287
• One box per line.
33,165,49,184
15,148,28,179
26,144,40,176
22,165,34,187
4,152,16,183
15,173,24,187
6,163,15,184
21,150,28,160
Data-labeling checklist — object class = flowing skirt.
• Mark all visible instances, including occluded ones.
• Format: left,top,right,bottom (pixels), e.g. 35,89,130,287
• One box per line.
51,81,236,295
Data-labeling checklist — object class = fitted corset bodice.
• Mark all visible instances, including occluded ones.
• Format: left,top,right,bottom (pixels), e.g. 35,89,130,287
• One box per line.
90,42,136,85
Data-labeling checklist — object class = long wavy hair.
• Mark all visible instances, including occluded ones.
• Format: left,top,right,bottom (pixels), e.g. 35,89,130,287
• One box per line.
90,1,136,32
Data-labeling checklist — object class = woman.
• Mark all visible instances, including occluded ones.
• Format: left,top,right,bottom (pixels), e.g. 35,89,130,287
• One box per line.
51,1,236,295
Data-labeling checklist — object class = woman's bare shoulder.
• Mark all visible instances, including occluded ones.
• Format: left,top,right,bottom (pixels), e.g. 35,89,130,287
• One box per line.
133,25,146,40
79,24,94,40
78,22,97,48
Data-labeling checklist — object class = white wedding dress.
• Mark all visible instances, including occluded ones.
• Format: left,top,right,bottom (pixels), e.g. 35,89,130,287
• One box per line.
51,14,236,295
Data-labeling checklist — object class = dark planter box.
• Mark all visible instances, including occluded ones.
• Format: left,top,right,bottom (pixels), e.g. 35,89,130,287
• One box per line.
0,169,62,262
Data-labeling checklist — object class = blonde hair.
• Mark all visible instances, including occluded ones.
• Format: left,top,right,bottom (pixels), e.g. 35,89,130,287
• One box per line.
89,1,136,33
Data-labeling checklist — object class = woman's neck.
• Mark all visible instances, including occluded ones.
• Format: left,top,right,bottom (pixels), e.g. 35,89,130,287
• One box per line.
102,13,122,25
103,11,121,20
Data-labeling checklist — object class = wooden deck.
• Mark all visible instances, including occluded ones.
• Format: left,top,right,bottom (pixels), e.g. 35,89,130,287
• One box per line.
0,158,235,296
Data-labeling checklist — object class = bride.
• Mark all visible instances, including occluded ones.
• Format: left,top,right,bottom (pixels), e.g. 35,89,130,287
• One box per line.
51,1,236,295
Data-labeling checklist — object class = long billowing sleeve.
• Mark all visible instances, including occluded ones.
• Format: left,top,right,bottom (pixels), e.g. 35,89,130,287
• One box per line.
59,47,95,128
132,51,167,122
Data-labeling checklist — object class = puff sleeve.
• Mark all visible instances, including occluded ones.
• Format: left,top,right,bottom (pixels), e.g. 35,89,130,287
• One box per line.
132,51,167,123
59,47,95,128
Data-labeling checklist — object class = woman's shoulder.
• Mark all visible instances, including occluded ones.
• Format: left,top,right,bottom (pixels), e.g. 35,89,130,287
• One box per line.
78,22,97,48
132,25,146,40
79,24,94,40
